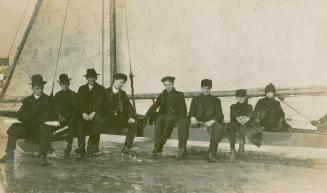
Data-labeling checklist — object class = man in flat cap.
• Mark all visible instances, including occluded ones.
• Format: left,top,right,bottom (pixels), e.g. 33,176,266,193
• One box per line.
253,83,288,132
227,89,253,161
98,73,138,155
76,68,105,157
54,73,80,161
0,74,60,166
178,79,225,162
145,76,187,156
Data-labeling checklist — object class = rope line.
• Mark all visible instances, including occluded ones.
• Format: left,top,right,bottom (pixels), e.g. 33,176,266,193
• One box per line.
7,0,32,58
51,0,70,96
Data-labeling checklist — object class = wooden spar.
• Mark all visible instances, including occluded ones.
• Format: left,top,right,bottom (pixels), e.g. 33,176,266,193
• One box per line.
131,86,327,100
0,0,44,98
109,0,117,85
1,86,327,103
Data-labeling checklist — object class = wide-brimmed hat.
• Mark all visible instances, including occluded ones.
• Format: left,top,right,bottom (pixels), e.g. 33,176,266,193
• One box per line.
113,73,128,82
57,73,71,84
28,74,47,87
84,68,100,78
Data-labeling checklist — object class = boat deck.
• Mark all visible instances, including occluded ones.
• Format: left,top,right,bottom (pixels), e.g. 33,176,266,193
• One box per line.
1,117,327,193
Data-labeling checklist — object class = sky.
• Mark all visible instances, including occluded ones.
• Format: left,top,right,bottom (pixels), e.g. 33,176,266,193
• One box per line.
1,0,327,96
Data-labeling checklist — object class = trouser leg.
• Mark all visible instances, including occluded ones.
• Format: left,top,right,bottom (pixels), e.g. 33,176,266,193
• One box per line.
77,122,87,152
208,123,225,154
178,118,190,148
161,115,178,146
227,122,239,150
154,115,166,149
39,125,56,158
124,123,137,149
5,123,27,155
64,120,76,155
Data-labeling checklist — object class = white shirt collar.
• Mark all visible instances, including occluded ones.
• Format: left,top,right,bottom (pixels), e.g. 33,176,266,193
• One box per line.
112,87,119,94
34,94,41,100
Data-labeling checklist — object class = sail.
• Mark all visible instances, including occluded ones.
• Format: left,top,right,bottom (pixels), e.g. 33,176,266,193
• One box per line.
2,0,327,129
4,0,112,97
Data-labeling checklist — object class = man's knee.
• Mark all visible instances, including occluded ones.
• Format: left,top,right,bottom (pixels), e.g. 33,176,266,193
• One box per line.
39,125,54,137
7,123,23,136
211,122,225,136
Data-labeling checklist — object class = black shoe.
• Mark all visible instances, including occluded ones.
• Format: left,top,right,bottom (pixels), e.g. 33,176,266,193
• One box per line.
121,147,136,158
121,147,131,154
0,154,14,163
40,157,48,166
75,148,82,155
151,148,162,157
207,153,218,162
87,145,98,157
176,148,187,160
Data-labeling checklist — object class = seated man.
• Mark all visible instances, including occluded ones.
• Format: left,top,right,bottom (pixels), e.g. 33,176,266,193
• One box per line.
99,73,137,155
54,73,80,161
145,76,187,157
179,79,225,162
253,83,287,132
227,89,253,161
0,74,60,166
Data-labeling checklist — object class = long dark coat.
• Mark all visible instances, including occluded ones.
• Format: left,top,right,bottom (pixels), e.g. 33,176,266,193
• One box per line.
145,88,187,119
77,82,105,115
17,93,56,139
188,94,224,123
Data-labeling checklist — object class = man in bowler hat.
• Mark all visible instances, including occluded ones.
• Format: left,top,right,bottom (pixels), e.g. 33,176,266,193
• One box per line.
76,68,105,157
0,74,60,166
54,73,80,161
227,89,253,161
145,76,187,156
98,73,138,155
178,79,225,162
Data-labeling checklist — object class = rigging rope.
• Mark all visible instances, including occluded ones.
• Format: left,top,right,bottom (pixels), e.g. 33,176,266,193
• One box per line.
123,0,136,109
277,96,312,122
50,0,70,96
101,0,105,85
6,0,32,58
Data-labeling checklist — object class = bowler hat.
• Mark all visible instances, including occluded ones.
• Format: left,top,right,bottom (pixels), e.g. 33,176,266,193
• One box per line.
57,73,71,84
235,89,247,97
201,79,212,87
161,76,175,83
265,83,276,94
113,73,128,82
84,68,100,78
29,74,47,87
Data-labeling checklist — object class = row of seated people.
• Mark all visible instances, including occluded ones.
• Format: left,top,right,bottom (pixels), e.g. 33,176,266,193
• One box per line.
0,68,288,165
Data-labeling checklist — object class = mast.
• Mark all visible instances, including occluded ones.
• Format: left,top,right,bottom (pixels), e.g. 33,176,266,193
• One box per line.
0,0,44,98
110,0,117,84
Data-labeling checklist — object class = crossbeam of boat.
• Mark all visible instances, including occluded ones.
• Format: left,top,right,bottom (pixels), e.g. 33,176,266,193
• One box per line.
131,86,327,99
0,86,326,103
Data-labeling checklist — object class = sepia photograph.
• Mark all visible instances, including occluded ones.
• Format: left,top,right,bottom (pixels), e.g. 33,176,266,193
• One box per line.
1,0,327,192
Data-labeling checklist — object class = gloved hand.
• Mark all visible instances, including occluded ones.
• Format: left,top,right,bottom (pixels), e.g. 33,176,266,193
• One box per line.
82,113,89,121
204,120,216,128
190,117,198,127
45,121,60,127
89,112,96,120
128,118,136,124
